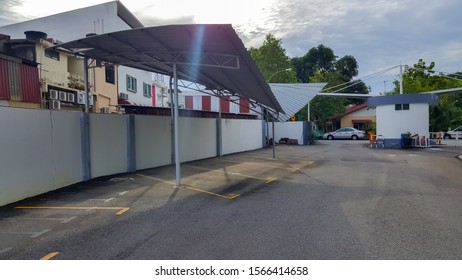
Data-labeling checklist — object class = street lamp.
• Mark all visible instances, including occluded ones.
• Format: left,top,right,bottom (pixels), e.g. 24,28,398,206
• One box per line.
267,68,292,82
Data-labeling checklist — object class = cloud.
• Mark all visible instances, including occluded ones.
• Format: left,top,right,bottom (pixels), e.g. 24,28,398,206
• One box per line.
0,0,28,26
1,0,460,94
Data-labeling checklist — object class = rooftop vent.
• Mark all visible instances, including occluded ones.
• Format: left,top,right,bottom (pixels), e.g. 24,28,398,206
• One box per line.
24,31,47,41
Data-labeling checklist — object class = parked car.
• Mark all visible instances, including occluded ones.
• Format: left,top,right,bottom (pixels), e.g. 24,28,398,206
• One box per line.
323,127,365,140
444,126,462,139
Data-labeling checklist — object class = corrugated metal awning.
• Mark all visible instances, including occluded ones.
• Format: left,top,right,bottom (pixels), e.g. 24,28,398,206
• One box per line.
269,83,327,121
55,24,283,113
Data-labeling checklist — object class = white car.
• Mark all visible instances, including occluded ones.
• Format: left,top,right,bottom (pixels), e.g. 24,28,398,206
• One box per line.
323,127,365,140
444,126,462,139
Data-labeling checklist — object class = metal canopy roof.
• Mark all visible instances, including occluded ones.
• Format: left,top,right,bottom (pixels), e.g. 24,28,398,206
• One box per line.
57,24,283,113
269,83,327,121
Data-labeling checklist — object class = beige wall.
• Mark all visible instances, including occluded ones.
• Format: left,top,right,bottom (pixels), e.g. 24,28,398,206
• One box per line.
36,40,69,89
341,115,376,128
94,66,118,113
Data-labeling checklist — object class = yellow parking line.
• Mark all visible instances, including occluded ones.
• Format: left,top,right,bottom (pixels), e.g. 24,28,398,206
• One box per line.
138,173,240,200
40,252,59,260
218,159,296,171
137,174,175,185
265,177,278,184
185,164,278,183
15,206,129,215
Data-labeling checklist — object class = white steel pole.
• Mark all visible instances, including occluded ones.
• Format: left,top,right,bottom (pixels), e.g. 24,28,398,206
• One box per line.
173,63,181,188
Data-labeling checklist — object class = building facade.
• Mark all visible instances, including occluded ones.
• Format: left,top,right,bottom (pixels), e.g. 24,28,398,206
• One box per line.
0,1,148,113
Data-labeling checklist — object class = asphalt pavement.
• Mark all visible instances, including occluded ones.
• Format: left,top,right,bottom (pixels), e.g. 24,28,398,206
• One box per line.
1,140,461,260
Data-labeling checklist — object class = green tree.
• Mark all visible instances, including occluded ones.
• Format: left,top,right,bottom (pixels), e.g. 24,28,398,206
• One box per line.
292,44,336,83
391,59,462,130
249,34,296,83
335,55,358,79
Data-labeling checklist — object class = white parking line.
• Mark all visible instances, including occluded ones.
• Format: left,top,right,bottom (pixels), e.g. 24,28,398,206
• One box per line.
31,229,51,238
0,229,51,238
1,216,77,224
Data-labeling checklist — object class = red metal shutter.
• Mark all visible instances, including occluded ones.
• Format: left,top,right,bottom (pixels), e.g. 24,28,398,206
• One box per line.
202,96,211,111
239,98,250,113
220,96,230,113
185,96,193,109
20,63,41,103
0,59,10,100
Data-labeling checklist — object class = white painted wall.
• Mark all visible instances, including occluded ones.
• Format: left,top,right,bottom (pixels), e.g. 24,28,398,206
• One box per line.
179,118,217,162
0,107,266,206
0,107,82,206
135,115,172,170
118,67,155,107
269,121,305,144
222,119,263,154
377,103,429,138
89,114,128,178
50,111,84,186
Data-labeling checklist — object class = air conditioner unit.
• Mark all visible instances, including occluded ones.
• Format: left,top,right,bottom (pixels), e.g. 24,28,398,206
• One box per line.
50,100,60,110
76,92,85,104
67,93,75,103
100,107,110,114
59,91,67,101
49,89,59,100
119,93,129,100
88,95,94,106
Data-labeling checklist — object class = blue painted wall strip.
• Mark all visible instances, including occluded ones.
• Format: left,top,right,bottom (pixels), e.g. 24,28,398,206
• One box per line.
80,113,91,181
126,115,136,172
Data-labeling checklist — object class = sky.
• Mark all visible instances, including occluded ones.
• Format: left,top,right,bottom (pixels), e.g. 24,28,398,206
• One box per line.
0,0,461,95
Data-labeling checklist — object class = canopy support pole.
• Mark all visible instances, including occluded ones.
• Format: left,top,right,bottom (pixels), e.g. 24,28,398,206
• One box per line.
173,63,181,188
266,109,269,146
272,113,277,159
217,96,223,157
82,57,91,180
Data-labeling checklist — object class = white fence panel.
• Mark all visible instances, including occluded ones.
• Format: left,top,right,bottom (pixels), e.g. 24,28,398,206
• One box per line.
179,117,217,162
222,119,263,155
50,110,83,187
0,108,82,206
269,121,305,145
135,115,172,169
89,114,128,178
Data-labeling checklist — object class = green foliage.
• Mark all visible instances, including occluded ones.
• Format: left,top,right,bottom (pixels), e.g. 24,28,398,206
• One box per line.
249,34,296,83
250,34,368,129
291,44,336,83
391,59,462,130
363,122,376,134
335,55,359,79
305,96,347,130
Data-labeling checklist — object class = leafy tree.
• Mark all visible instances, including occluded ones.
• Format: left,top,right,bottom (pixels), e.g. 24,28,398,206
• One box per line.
249,34,296,83
335,55,358,79
391,59,462,130
292,44,336,83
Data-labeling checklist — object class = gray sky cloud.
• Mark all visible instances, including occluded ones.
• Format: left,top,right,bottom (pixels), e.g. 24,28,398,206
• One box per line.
0,0,460,94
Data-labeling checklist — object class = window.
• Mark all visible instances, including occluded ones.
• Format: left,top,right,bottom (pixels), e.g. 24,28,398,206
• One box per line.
143,83,152,97
126,75,137,92
44,48,60,61
105,65,115,84
395,104,410,110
